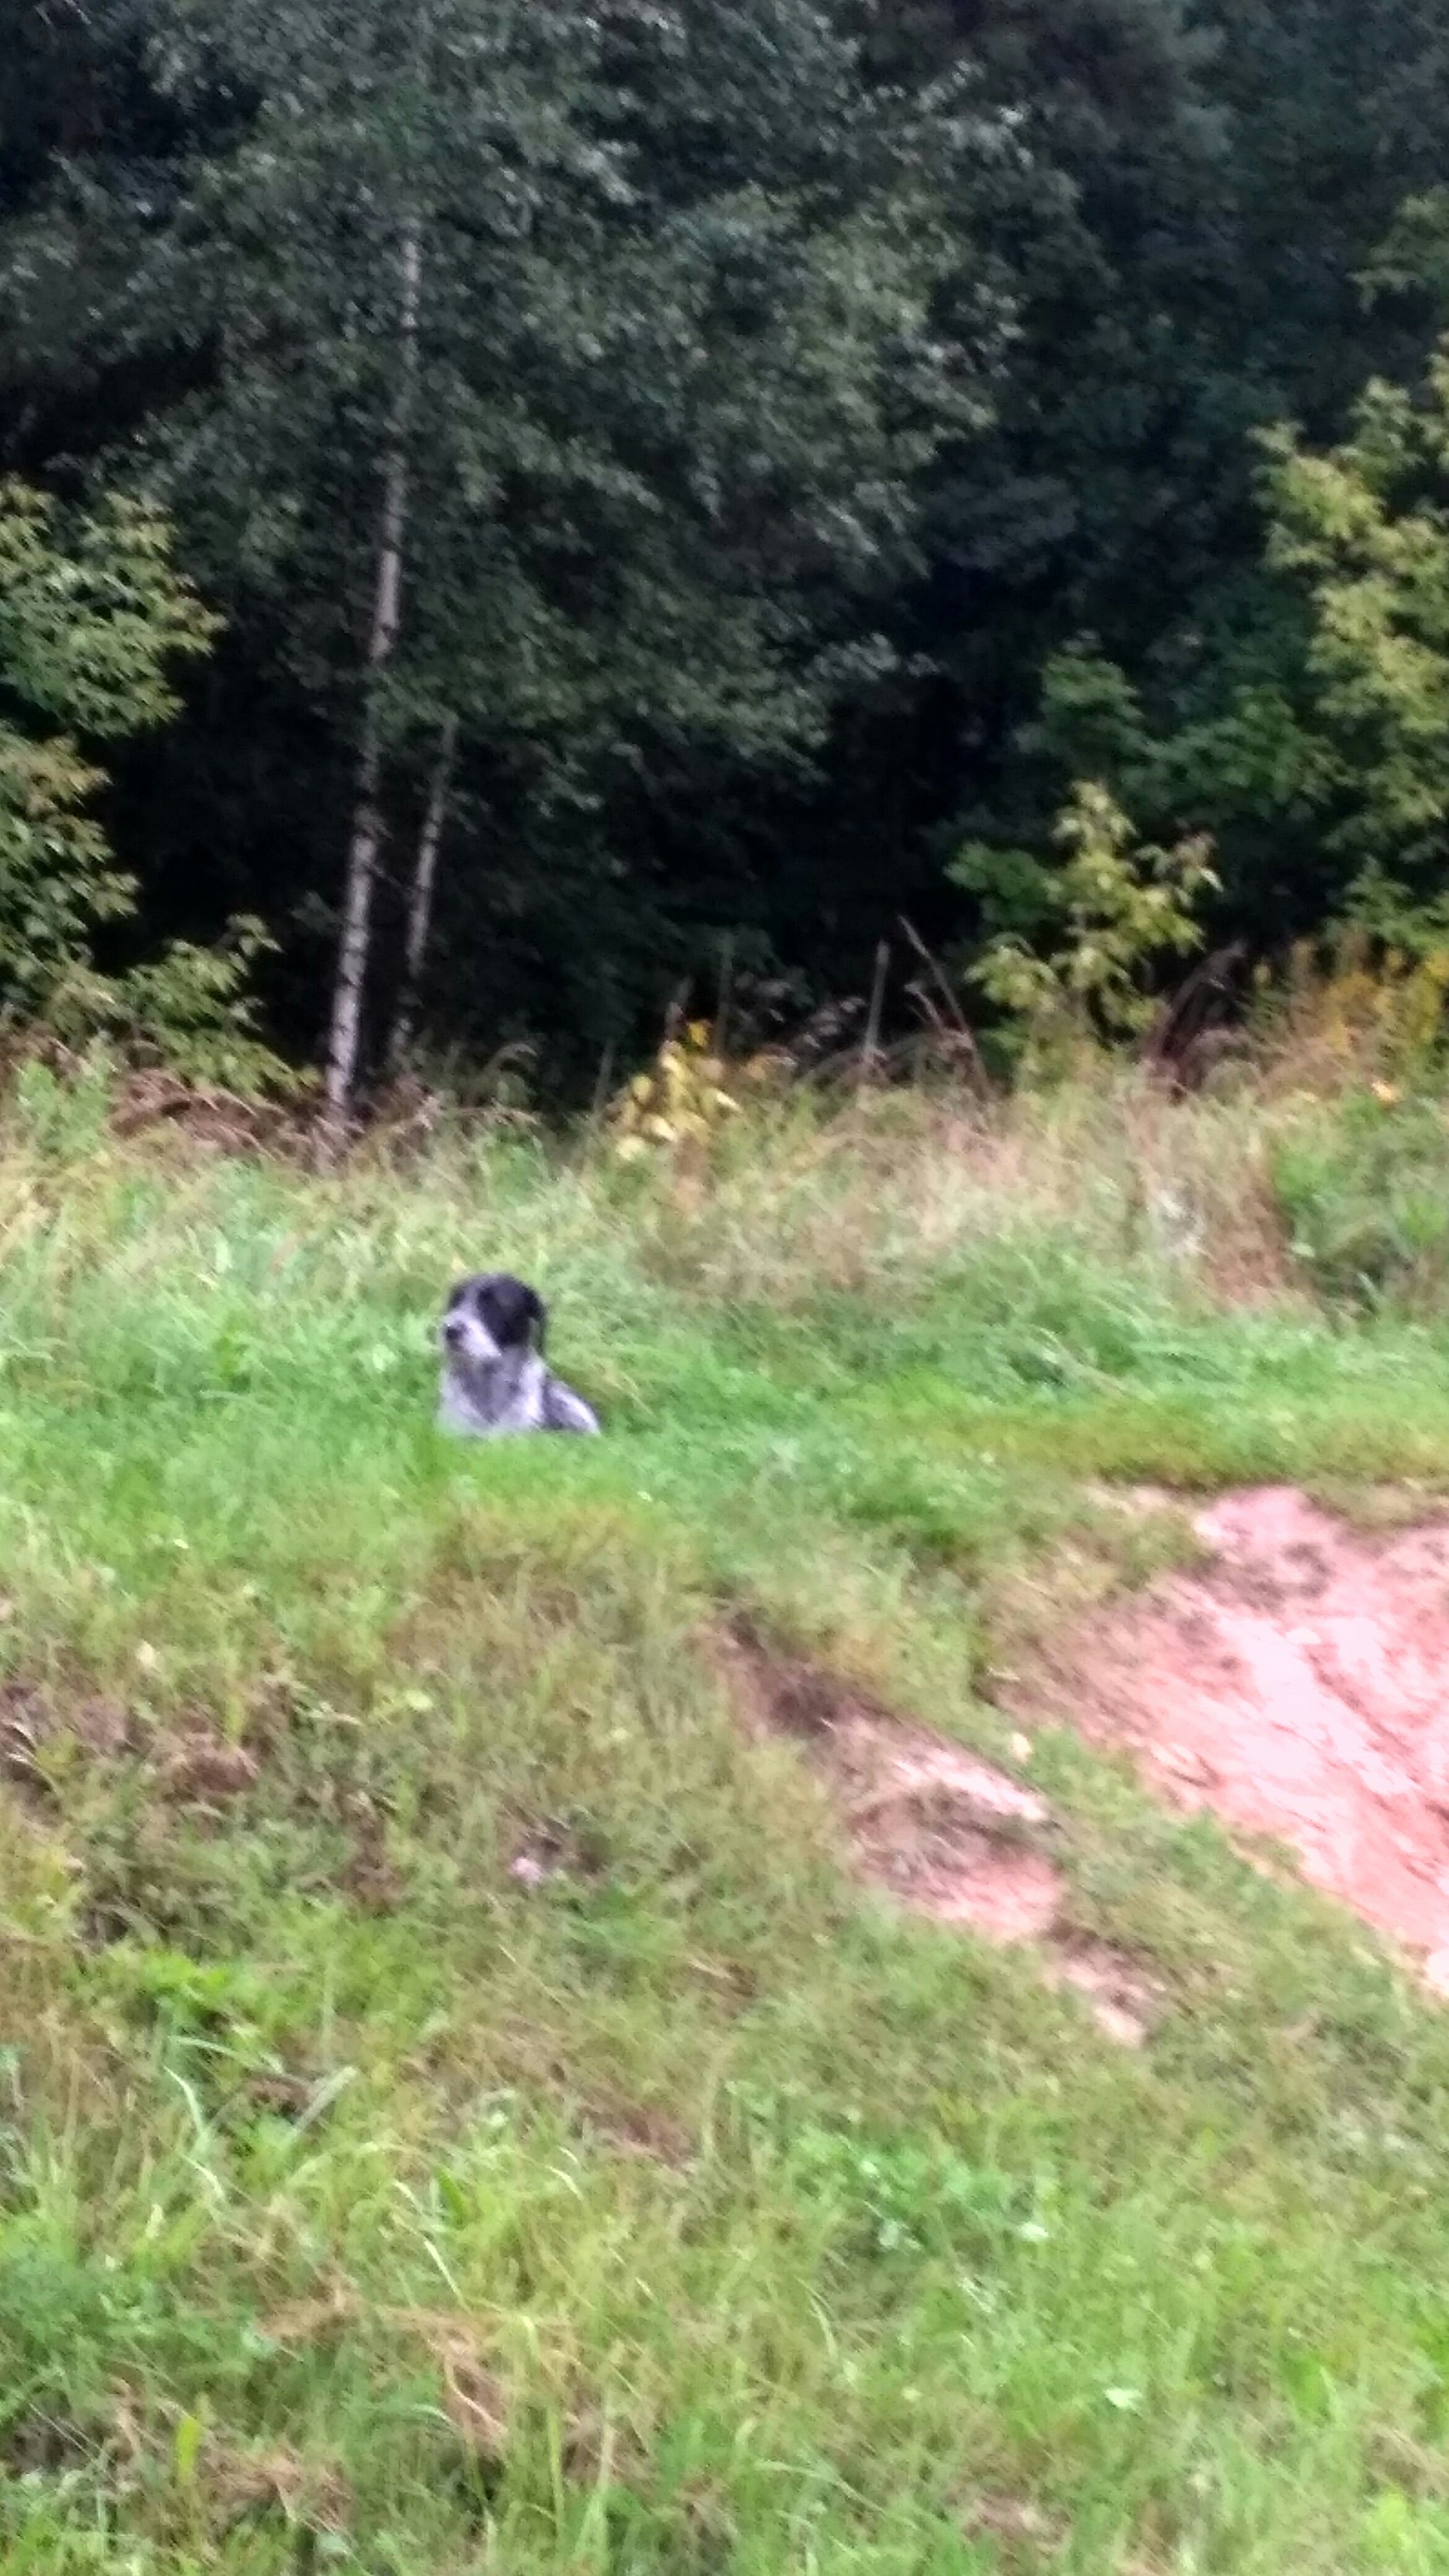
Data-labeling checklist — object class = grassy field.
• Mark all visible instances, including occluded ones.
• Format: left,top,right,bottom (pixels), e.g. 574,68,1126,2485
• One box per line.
4,1071,1449,2572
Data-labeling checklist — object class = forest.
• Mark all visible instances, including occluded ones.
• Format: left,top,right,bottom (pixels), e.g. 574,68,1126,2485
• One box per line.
5,0,1449,1112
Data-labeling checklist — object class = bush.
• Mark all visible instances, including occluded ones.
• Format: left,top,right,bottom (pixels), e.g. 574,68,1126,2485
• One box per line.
0,481,292,1097
1271,1088,1449,1311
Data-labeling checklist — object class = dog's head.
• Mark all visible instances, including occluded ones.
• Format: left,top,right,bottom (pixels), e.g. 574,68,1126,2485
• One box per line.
439,1272,547,1369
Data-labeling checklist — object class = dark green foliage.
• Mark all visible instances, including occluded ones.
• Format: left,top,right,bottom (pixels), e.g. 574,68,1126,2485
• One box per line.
2,0,1449,1089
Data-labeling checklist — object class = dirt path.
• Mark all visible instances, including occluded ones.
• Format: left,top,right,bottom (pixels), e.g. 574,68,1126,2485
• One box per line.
1028,1486,1449,1989
719,1620,1162,2042
720,1484,1449,2037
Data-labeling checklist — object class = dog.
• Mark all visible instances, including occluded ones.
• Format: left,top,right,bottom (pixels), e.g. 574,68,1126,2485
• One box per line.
437,1272,600,1437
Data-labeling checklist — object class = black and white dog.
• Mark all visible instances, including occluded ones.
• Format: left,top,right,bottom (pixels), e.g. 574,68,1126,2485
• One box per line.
438,1272,600,1437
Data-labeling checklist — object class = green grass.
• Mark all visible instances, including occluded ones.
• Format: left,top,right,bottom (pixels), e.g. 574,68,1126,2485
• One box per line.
1,1090,1449,2570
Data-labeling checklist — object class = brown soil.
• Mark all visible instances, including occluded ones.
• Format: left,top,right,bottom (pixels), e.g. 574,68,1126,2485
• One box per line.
1020,1485,1449,1990
717,1621,1158,2043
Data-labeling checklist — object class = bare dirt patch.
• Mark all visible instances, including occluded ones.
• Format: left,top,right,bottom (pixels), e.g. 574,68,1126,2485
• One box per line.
1018,1485,1449,1989
0,1681,137,1812
717,1621,1158,2042
1044,1936,1163,2049
158,1728,261,1802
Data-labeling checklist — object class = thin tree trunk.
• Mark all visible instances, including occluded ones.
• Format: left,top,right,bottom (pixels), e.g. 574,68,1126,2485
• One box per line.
321,215,423,1148
859,938,889,1084
388,710,458,1072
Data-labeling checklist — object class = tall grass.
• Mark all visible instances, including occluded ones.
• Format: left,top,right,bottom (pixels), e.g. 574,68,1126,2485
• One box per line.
0,1064,1447,2569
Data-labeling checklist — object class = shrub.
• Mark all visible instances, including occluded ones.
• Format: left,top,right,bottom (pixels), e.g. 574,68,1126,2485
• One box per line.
957,781,1218,1076
0,480,292,1097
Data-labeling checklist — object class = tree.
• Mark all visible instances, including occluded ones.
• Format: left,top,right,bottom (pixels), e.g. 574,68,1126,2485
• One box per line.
916,0,1449,973
1263,338,1449,930
77,0,987,1120
0,475,208,1026
9,0,1449,1081
388,711,456,1074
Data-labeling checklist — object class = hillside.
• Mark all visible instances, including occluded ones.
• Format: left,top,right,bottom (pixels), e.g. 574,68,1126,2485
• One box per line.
4,1074,1449,2573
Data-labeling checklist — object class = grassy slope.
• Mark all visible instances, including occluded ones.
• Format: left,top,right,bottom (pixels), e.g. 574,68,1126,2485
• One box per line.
2,1092,1449,2572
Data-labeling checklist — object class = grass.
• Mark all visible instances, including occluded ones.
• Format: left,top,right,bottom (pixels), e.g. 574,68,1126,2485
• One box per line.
2,1074,1449,2569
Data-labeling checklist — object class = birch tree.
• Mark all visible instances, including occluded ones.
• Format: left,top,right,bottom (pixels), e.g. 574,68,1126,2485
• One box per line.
325,216,421,1138
388,711,457,1074
105,0,983,1111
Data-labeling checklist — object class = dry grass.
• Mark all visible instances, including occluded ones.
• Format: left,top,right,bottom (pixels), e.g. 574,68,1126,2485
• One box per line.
620,1071,1295,1313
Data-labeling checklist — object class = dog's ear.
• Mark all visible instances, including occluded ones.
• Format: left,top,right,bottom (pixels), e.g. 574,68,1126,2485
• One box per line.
483,1275,547,1350
507,1280,548,1351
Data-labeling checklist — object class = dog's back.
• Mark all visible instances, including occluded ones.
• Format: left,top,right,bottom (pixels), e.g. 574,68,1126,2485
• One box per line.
539,1371,600,1436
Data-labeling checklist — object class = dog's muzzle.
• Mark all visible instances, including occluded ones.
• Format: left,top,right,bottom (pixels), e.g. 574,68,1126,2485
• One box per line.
440,1311,502,1367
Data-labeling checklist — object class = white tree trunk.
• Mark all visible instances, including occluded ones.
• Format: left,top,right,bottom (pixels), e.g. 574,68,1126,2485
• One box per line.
321,216,422,1144
388,711,458,1071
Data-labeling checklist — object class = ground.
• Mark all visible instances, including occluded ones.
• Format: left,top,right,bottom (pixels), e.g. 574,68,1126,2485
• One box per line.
3,1076,1449,2572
